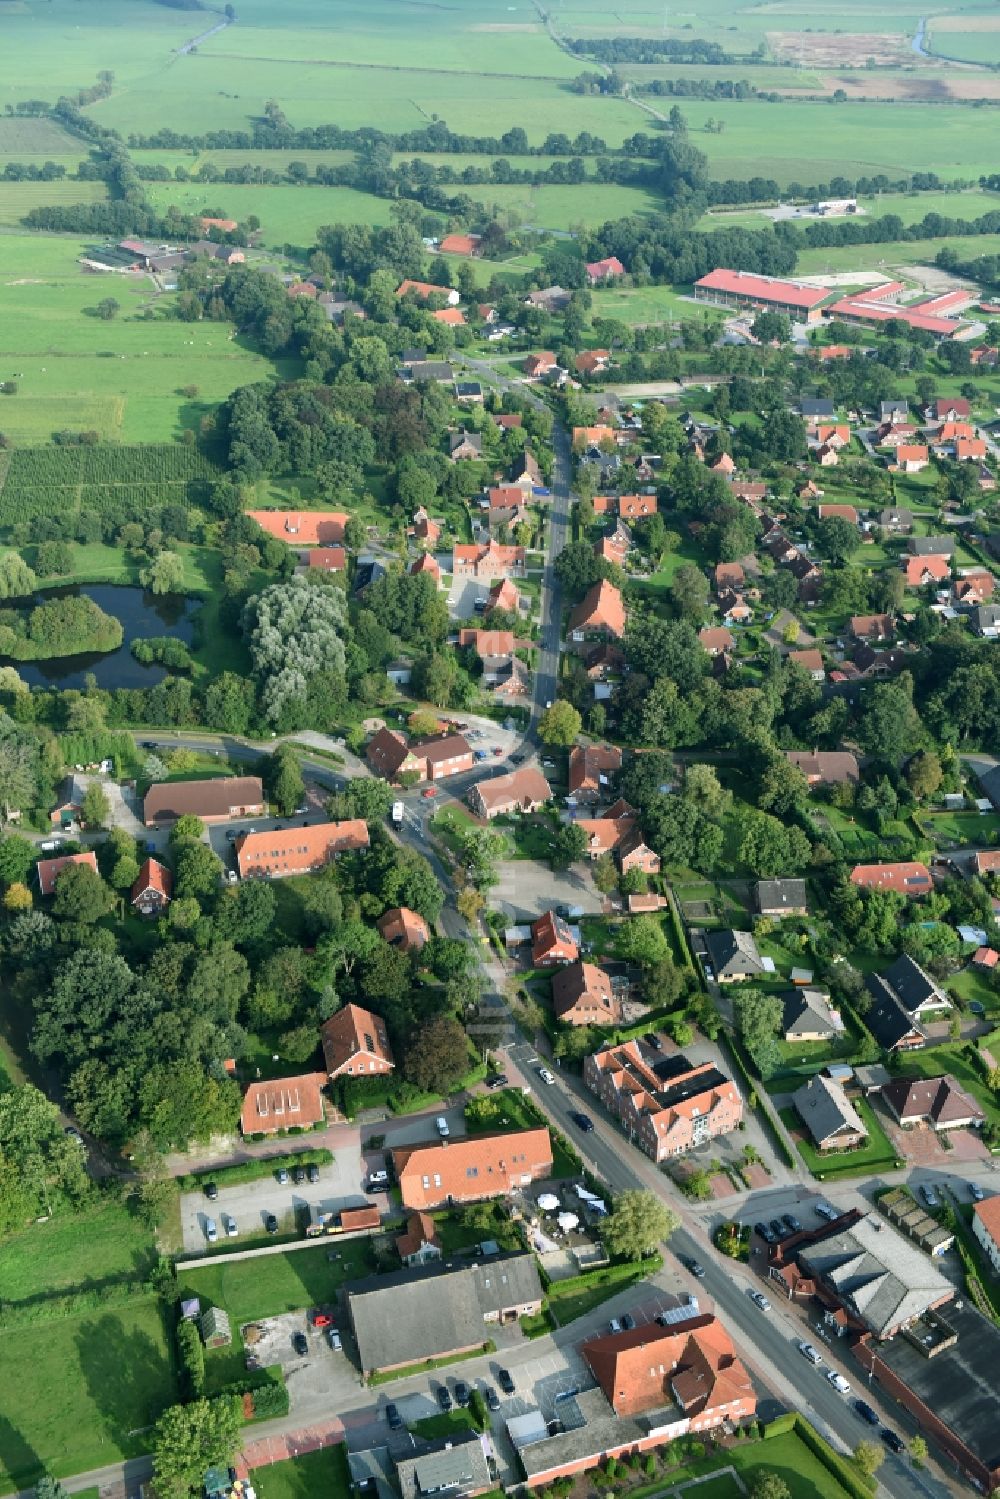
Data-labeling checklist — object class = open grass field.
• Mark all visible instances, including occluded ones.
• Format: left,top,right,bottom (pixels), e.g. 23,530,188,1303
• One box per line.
177,1238,376,1326
592,283,723,326
0,234,289,442
0,179,108,227
456,181,664,231
698,188,1000,233
795,232,1000,276
145,180,394,244
0,115,87,158
0,1197,159,1302
252,1448,351,1499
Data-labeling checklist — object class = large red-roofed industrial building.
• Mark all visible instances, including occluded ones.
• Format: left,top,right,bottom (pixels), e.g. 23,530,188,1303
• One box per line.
693,268,830,322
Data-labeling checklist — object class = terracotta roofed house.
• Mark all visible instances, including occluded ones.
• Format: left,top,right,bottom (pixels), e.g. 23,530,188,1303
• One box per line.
973,1199,1000,1274
396,279,459,304
432,306,466,326
618,494,657,519
585,255,626,284
247,510,349,545
788,648,825,680
410,552,441,584
524,351,557,378
236,820,369,879
895,444,929,473
468,766,551,820
143,776,265,827
818,502,858,524
585,1040,743,1161
851,613,893,642
575,348,610,375
568,579,627,640
715,562,745,592
322,1002,394,1079
904,553,951,588
396,1211,442,1267
531,909,579,966
568,743,622,803
552,960,619,1026
439,232,480,256
452,542,525,580
376,906,431,953
131,856,173,915
37,849,99,898
850,861,932,897
583,1315,755,1426
393,1128,553,1210
699,626,735,658
785,750,859,787
240,1072,326,1137
307,546,346,573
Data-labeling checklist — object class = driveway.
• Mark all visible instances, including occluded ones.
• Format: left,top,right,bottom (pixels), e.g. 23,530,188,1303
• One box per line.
180,1147,365,1251
244,1310,362,1420
492,859,604,920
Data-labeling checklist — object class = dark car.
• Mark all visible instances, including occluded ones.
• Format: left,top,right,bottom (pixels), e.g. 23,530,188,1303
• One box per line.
293,1164,306,1184
769,1218,786,1239
264,1213,278,1234
497,1368,515,1396
435,1384,453,1412
484,1384,500,1412
385,1403,403,1431
571,1111,595,1133
782,1213,802,1234
306,1163,320,1184
454,1380,471,1407
292,1332,308,1357
486,1074,509,1091
276,1167,289,1185
755,1221,776,1245
881,1429,904,1453
855,1400,880,1427
644,1033,663,1051
686,1257,707,1278
620,1312,635,1330
204,1181,219,1201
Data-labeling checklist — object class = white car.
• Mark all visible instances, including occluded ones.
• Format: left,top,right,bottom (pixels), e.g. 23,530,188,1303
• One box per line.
224,1216,238,1238
538,1067,556,1085
436,1116,450,1137
205,1217,218,1243
827,1371,851,1396
749,1290,771,1312
798,1341,823,1366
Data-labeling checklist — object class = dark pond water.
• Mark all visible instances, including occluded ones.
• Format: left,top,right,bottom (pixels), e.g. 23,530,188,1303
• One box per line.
4,584,199,690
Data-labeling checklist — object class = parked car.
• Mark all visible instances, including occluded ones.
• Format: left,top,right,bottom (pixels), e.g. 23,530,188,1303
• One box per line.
814,1201,838,1221
293,1164,306,1184
205,1217,218,1243
769,1218,786,1239
798,1342,822,1366
454,1381,471,1407
497,1368,515,1395
276,1167,289,1185
620,1312,635,1330
854,1400,880,1426
385,1403,403,1431
264,1213,278,1234
368,1170,389,1191
827,1371,851,1396
204,1181,219,1201
538,1067,556,1085
971,1183,985,1202
782,1213,802,1234
570,1111,594,1133
307,1163,320,1184
644,1033,662,1051
326,1328,342,1351
422,787,437,799
881,1429,904,1454
609,1317,623,1334
436,1116,450,1137
292,1332,309,1357
755,1221,776,1245
685,1257,706,1278
435,1384,453,1412
486,1074,508,1091
224,1215,238,1238
484,1384,500,1412
749,1290,771,1312
920,1184,940,1210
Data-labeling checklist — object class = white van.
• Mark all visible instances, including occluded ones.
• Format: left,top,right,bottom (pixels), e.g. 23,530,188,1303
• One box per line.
205,1217,218,1243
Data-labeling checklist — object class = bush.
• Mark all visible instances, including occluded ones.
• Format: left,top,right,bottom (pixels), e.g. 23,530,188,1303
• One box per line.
176,1316,205,1398
214,1373,289,1421
175,1148,333,1192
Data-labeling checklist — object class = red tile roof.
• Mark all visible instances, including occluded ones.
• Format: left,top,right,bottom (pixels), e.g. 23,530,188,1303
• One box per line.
552,961,619,1025
818,503,858,523
575,349,610,374
576,816,636,855
850,861,932,897
826,296,958,335
974,947,999,969
956,437,987,461
618,494,656,518
584,1314,754,1420
524,351,557,376
932,395,971,417
37,849,98,898
568,579,626,638
495,413,522,429
974,1196,1000,1250
396,278,454,300
410,551,441,580
896,444,929,464
240,1072,326,1136
200,216,238,232
488,577,520,612
131,856,173,906
393,1128,553,1210
904,554,950,586
433,306,466,326
531,909,579,966
307,546,346,572
396,1210,440,1261
698,626,734,656
236,820,369,878
695,268,829,310
322,1003,394,1078
439,233,480,256
376,906,431,952
568,743,622,795
788,648,824,674
586,256,625,280
247,510,348,545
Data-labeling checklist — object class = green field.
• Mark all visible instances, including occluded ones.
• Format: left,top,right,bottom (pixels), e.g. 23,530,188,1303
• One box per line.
0,1199,159,1302
0,234,288,442
457,181,665,231
253,1448,351,1499
177,1239,376,1325
0,178,108,226
699,187,1000,233
145,180,394,244
591,283,724,326
795,232,1000,275
0,114,87,159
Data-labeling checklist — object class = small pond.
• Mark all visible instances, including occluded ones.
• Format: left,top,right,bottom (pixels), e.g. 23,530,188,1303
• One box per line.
3,584,199,690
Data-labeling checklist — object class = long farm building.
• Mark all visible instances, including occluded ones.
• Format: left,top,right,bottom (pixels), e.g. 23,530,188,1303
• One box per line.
693,269,830,322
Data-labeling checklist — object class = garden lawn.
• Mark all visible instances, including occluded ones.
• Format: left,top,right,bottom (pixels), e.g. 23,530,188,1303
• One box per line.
0,1198,159,1302
915,810,1000,846
892,1035,1000,1128
409,1410,476,1441
252,1446,351,1499
0,1298,177,1491
177,1239,376,1324
780,1097,899,1178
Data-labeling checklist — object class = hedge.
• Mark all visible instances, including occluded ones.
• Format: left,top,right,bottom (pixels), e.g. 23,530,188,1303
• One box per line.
545,1252,664,1303
176,1148,334,1192
789,1414,876,1499
721,1032,796,1170
176,1316,206,1399
216,1371,290,1421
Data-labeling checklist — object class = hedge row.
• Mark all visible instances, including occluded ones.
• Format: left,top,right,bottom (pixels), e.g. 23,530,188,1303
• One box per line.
216,1371,290,1422
0,1278,151,1328
543,1252,664,1300
722,1032,796,1170
176,1316,206,1399
176,1147,334,1192
785,1414,876,1499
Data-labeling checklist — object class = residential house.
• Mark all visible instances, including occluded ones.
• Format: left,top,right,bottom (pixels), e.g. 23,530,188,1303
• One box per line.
585,256,626,284
376,906,431,953
393,1128,553,1211
449,430,483,461
37,849,99,898
895,445,929,474
396,1211,442,1268
583,1315,755,1425
882,1075,985,1132
793,1074,868,1151
851,613,894,642
880,399,910,424
584,642,625,680
585,1040,743,1161
954,571,995,605
974,946,999,970
439,232,481,256
973,1199,1000,1275
322,1002,394,1080
410,507,441,546
815,427,852,452
788,551,822,600
929,397,971,422
195,241,244,265
573,424,617,450
755,878,808,917
365,727,473,784
818,502,858,524
788,648,825,681
800,398,836,418
525,286,571,313
130,857,172,916
410,552,441,585
617,825,661,876
782,988,841,1043
568,579,627,641
143,776,265,827
850,862,933,898
956,436,987,463
347,1253,543,1376
575,349,610,376
531,910,579,967
865,953,949,1052
482,486,529,529
407,360,454,383
698,626,735,658
396,279,459,305
785,750,860,787
524,351,557,379
568,743,622,803
494,412,521,429
487,577,520,613
468,766,551,820
715,562,745,593
904,554,952,588
618,494,657,520
878,507,913,533
236,820,369,878
452,542,525,579
717,590,753,625
239,1073,326,1137
817,442,839,467
307,546,346,574
974,850,1000,877
247,509,348,545
395,1434,492,1499
703,928,765,983
552,960,620,1026
710,451,736,477
909,535,956,559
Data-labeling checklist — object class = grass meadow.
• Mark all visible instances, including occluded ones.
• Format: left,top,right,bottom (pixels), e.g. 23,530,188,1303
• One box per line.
0,179,108,226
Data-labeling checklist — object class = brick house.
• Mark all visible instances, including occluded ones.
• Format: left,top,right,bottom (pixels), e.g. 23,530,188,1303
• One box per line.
143,775,265,827
236,819,369,878
585,1040,743,1161
567,743,622,804
793,1073,868,1151
850,861,932,897
130,856,173,916
365,727,473,783
882,1075,984,1132
585,255,626,284
584,1315,755,1425
568,579,627,640
452,542,526,579
37,849,99,898
531,910,579,966
468,766,551,820
239,1072,327,1137
393,1128,552,1210
322,1002,394,1080
376,906,431,953
552,960,620,1026
396,1211,442,1267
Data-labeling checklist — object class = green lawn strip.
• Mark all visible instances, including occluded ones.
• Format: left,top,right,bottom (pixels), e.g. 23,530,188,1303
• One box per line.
0,1198,159,1303
177,1239,376,1325
779,1098,899,1179
252,1445,351,1499
409,1410,477,1441
367,1341,496,1387
0,1297,178,1491
176,1148,333,1191
545,1253,663,1328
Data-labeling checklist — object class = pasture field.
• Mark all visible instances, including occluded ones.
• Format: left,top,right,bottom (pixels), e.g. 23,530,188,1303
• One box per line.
591,283,725,326
698,188,1000,233
0,178,107,226
795,232,1000,275
451,181,665,231
144,180,394,243
0,115,85,157
0,234,287,443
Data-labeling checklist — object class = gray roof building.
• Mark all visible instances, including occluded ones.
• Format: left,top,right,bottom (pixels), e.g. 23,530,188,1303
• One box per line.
395,1432,492,1499
755,878,808,916
347,1253,543,1374
782,988,839,1042
703,928,764,981
798,1215,953,1337
871,954,949,1019
793,1073,867,1150
801,399,835,418
908,535,956,557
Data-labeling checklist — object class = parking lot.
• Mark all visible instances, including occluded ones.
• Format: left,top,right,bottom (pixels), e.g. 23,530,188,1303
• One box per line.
180,1148,367,1251
242,1309,361,1417
492,860,605,921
